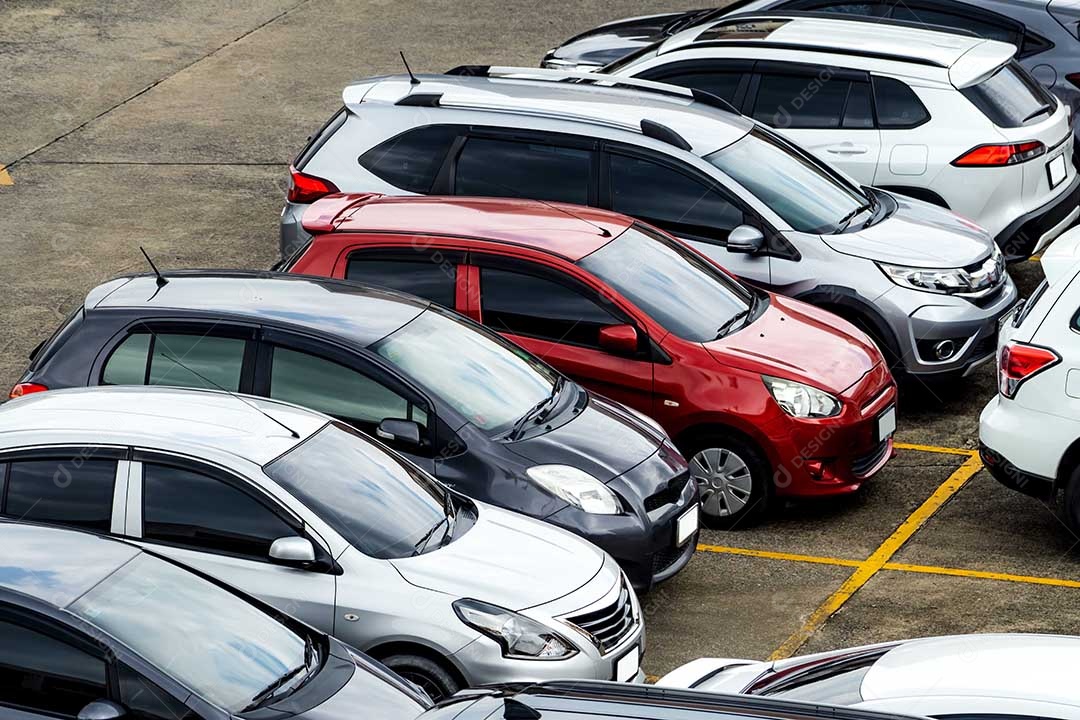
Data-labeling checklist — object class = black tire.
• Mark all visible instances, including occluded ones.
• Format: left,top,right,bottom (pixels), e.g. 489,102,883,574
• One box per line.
681,431,772,530
380,653,460,702
1063,466,1080,536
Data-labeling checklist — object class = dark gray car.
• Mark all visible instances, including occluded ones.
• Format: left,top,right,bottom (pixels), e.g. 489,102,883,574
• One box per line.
0,521,432,720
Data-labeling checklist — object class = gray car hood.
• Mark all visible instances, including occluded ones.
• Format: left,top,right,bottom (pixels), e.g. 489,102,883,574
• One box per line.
391,505,606,610
823,194,994,268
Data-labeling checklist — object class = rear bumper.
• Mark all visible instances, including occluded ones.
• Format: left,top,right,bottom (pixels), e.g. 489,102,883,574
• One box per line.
979,443,1054,500
996,173,1080,262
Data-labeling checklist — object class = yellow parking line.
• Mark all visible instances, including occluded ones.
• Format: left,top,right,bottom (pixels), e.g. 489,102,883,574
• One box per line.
0,166,12,186
1030,254,1041,262
894,441,977,457
768,453,983,660
696,543,861,569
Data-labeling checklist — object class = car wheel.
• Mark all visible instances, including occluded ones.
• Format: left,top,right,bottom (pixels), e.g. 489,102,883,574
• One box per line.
684,432,770,529
381,654,460,702
1063,466,1080,535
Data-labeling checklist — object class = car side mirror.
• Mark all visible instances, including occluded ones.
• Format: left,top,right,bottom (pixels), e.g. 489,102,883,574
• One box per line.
269,536,316,566
78,700,127,720
727,225,765,254
376,418,421,446
598,324,639,356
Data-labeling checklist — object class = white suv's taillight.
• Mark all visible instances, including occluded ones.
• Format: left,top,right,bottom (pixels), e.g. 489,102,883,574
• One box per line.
999,342,1060,398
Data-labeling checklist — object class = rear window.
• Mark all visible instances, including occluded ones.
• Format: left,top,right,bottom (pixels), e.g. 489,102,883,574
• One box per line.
961,61,1056,128
28,307,84,371
294,106,347,169
359,125,460,193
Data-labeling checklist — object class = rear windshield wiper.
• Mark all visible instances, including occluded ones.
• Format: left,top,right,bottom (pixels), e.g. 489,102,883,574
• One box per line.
1023,103,1053,123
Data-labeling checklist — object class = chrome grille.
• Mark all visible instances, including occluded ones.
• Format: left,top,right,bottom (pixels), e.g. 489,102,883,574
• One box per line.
565,581,636,655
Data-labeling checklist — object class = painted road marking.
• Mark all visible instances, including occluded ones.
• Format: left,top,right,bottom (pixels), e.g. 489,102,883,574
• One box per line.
0,166,12,186
697,544,862,569
894,441,976,457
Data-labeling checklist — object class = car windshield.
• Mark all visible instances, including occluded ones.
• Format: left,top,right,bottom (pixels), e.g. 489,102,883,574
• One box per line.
265,422,451,559
371,308,561,432
580,224,753,342
69,552,309,713
706,127,871,234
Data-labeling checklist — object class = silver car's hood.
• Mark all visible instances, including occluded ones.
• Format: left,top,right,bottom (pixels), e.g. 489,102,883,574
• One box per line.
391,505,605,610
823,195,994,268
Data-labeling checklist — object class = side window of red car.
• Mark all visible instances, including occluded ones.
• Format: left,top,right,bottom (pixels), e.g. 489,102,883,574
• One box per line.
344,252,463,309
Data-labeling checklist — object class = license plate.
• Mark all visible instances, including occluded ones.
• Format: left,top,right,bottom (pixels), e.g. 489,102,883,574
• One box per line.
876,405,897,442
676,505,699,546
615,644,640,682
1048,153,1067,189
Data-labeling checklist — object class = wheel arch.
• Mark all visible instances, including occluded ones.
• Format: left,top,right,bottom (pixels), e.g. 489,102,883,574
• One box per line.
796,286,902,361
365,640,470,689
1055,437,1080,493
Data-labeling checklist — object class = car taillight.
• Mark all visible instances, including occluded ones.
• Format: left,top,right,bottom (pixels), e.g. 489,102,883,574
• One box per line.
287,166,339,204
952,141,1046,167
999,342,1059,398
9,382,48,399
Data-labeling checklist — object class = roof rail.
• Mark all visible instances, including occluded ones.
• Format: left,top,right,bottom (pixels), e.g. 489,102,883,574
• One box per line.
718,10,980,38
682,39,947,68
640,119,691,150
444,65,740,115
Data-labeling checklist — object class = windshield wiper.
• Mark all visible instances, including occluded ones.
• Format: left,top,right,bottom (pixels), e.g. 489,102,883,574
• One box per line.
835,201,873,233
506,377,565,441
412,515,450,556
242,659,308,712
439,494,458,548
715,309,750,339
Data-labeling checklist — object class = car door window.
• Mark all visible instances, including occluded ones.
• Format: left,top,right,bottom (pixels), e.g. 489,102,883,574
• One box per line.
752,72,850,129
0,619,107,718
359,125,461,193
608,153,746,244
142,461,296,559
102,331,247,392
1,458,116,532
479,266,622,349
454,137,592,205
345,257,457,308
117,663,196,720
639,65,747,104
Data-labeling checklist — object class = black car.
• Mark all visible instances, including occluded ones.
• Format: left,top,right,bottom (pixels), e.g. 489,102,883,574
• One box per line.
11,271,698,591
0,521,431,720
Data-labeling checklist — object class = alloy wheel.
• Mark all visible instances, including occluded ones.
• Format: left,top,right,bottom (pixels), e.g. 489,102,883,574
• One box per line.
690,447,754,518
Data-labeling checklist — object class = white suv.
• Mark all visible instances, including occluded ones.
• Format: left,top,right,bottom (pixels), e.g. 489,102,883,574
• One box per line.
981,225,1080,532
604,14,1079,262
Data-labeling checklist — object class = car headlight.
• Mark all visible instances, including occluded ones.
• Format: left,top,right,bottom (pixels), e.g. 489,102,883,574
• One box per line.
453,599,577,659
878,262,970,294
762,376,841,418
526,465,621,514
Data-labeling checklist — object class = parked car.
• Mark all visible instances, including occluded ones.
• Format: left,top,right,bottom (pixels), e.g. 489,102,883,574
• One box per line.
601,14,1079,261
280,71,1017,381
0,385,647,700
657,633,1080,718
541,0,1080,139
9,272,698,592
286,193,898,527
0,520,433,719
980,225,1080,533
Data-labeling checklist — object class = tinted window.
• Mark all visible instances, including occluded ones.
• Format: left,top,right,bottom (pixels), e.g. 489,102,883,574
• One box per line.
269,347,424,430
0,620,106,718
143,462,295,558
481,267,621,349
104,332,247,391
888,5,1017,43
579,225,751,342
118,665,195,720
873,76,930,128
360,125,459,193
265,423,449,559
103,333,150,385
753,73,849,129
3,459,116,532
794,1,885,16
609,154,745,243
843,81,874,129
647,70,744,103
455,138,591,205
961,61,1056,128
345,257,457,308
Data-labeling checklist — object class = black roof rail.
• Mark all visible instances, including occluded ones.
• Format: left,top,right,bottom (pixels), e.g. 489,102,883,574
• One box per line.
717,10,980,38
684,39,947,68
640,119,692,150
396,92,442,107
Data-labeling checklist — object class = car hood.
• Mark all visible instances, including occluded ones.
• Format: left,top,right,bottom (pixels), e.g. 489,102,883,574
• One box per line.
506,393,663,482
391,505,606,610
543,10,692,67
704,295,879,394
823,194,994,268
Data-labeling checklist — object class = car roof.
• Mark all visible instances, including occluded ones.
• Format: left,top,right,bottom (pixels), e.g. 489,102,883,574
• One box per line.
661,15,1016,86
0,522,142,608
311,194,632,262
346,73,754,155
86,271,427,348
862,634,1080,705
0,386,327,465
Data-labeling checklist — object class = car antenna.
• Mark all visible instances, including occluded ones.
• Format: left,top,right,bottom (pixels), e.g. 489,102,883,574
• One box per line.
155,345,301,439
534,198,611,238
400,50,420,85
139,246,168,288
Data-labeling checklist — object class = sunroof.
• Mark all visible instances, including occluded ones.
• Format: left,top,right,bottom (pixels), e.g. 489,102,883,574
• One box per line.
696,19,790,42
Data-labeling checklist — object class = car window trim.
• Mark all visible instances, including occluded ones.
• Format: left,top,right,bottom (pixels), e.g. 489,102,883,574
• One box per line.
636,57,756,110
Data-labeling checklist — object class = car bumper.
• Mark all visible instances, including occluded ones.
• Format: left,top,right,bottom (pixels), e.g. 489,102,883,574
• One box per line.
979,442,1054,500
281,200,313,260
979,393,1074,487
996,173,1080,262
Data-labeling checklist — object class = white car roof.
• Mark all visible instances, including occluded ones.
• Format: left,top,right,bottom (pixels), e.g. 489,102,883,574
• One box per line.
345,73,754,156
660,16,1016,88
862,634,1080,705
0,386,327,465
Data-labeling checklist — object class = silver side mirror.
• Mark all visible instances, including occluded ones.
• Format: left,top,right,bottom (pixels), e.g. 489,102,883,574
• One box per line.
269,536,315,565
78,700,126,720
727,225,765,254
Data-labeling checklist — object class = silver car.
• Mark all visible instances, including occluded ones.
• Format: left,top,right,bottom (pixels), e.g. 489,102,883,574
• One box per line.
0,386,645,701
280,69,1017,380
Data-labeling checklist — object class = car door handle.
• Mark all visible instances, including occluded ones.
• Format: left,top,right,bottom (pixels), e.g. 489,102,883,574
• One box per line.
826,144,869,155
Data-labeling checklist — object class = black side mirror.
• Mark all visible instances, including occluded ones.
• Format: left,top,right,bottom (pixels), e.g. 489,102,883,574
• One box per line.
376,418,422,446
727,225,766,254
78,700,127,720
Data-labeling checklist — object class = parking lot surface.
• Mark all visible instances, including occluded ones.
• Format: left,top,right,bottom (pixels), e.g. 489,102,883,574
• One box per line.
3,0,1079,679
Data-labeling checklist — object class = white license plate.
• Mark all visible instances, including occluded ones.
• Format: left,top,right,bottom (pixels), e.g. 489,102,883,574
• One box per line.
1048,153,1067,189
877,406,897,442
616,645,640,682
676,504,699,546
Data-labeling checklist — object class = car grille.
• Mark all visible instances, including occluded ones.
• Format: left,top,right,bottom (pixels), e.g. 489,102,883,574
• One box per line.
565,581,636,655
652,544,685,575
643,472,690,513
852,438,890,478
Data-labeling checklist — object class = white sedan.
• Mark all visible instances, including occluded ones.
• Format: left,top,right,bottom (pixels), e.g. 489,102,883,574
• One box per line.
658,634,1080,718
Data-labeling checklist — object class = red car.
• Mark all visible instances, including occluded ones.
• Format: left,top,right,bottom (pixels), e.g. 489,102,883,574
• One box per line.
286,193,897,526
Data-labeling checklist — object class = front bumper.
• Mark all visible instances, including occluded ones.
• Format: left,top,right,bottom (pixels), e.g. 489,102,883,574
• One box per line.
996,173,1080,262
